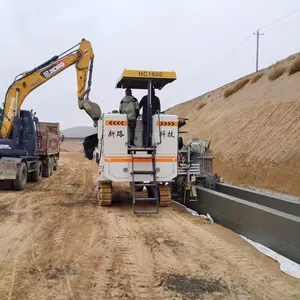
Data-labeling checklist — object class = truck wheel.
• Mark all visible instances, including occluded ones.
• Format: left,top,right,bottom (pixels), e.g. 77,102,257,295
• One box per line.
49,158,54,176
43,160,51,178
53,159,58,171
13,162,28,191
32,161,42,182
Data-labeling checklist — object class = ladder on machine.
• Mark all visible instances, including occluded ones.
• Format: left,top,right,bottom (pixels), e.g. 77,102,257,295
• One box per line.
130,147,159,214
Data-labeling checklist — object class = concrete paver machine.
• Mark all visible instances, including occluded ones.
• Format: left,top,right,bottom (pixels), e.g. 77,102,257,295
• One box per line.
84,70,179,214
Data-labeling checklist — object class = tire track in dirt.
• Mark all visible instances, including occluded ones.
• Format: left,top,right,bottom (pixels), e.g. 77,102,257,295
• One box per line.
1,153,87,300
56,161,116,300
109,201,300,299
163,207,300,300
60,208,79,300
104,211,168,299
78,232,115,300
106,185,260,299
33,159,87,300
7,218,49,300
2,151,300,300
124,208,236,298
23,157,112,300
133,214,202,273
89,235,121,299
82,211,136,300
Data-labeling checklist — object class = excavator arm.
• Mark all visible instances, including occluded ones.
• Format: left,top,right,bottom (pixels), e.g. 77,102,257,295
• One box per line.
0,38,101,139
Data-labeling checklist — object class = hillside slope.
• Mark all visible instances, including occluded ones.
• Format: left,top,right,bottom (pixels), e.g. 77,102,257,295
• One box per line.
170,53,300,196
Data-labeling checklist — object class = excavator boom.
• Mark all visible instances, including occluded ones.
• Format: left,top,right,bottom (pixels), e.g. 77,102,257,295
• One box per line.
0,38,101,139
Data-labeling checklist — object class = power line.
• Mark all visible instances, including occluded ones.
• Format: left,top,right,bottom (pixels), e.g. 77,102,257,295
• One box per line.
205,34,253,72
204,7,300,74
253,8,300,71
260,7,300,30
233,34,254,53
265,15,300,32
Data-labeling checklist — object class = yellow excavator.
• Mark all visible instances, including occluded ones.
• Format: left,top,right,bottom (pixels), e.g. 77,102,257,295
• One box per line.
0,39,101,190
0,38,101,139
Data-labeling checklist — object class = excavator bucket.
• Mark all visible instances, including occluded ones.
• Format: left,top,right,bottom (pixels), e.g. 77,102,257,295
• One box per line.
81,99,102,122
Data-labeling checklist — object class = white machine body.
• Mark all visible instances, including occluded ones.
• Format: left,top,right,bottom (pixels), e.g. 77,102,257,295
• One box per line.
96,113,178,182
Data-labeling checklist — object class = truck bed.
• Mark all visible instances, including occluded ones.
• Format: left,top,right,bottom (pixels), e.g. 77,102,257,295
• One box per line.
36,122,60,156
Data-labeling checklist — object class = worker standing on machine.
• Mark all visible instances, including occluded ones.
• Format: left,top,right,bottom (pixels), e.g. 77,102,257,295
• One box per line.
119,88,140,147
139,87,161,147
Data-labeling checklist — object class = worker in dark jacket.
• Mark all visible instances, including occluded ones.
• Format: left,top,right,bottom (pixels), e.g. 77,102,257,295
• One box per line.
139,87,161,147
119,88,139,147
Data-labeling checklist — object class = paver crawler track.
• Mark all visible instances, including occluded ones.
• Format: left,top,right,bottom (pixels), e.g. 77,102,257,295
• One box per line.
98,182,112,206
158,185,171,207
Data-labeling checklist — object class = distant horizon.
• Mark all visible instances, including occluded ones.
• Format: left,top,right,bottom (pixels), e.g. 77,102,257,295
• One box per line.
61,126,97,138
61,125,95,131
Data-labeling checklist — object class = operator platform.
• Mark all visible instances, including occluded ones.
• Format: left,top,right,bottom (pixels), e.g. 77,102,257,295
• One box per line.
115,69,177,149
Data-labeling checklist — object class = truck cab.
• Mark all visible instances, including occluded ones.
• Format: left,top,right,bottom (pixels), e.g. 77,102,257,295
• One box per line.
0,109,38,158
0,109,60,190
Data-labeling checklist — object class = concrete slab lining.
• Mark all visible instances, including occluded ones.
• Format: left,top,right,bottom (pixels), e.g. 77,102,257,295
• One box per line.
216,183,300,217
185,187,300,264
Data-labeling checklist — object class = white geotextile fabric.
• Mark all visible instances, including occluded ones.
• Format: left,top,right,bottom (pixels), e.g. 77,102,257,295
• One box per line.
240,235,300,279
171,200,213,222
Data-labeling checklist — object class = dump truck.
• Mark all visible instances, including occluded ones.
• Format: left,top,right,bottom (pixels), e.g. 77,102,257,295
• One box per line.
0,109,60,190
0,38,101,191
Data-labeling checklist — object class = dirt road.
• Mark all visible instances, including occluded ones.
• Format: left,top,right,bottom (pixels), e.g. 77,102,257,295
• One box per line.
0,150,300,300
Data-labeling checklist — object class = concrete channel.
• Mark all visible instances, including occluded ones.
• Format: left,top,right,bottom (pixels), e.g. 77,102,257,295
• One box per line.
184,186,300,265
216,183,300,217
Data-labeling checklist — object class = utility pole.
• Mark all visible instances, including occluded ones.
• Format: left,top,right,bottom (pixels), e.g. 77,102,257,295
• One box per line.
253,29,264,72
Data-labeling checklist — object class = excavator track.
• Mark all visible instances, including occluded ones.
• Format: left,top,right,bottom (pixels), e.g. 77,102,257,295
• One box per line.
98,182,112,206
158,184,171,207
